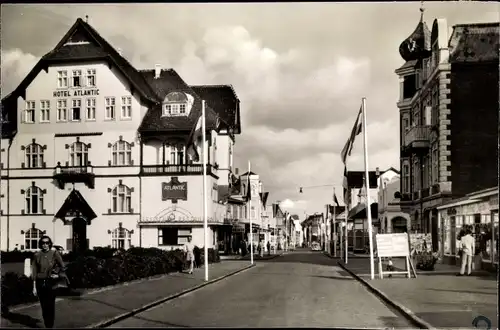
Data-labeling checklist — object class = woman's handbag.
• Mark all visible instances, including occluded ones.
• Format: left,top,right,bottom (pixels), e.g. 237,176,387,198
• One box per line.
50,252,70,294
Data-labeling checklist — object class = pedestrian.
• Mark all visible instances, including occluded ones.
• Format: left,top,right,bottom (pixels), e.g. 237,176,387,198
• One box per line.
32,235,64,328
184,236,195,274
458,227,475,276
386,258,394,278
267,241,271,255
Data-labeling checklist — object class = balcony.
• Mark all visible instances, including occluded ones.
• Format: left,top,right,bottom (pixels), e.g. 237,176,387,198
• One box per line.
403,125,431,151
141,164,217,177
53,162,95,189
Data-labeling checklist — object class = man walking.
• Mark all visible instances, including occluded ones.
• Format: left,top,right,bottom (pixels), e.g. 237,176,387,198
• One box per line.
459,227,475,276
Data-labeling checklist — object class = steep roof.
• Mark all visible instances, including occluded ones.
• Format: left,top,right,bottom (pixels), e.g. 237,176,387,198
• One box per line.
8,18,159,105
190,85,241,134
138,69,224,133
450,23,499,63
1,93,18,139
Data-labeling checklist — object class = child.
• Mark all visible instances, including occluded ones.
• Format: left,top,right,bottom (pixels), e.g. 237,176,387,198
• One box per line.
386,258,394,278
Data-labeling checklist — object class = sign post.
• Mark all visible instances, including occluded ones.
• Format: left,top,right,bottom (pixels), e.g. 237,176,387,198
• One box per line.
375,233,415,279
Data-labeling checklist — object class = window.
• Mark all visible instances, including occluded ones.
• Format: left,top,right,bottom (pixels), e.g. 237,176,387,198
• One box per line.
25,186,44,214
105,97,116,120
121,96,132,119
71,99,82,121
57,100,68,122
171,104,179,115
24,101,35,123
72,70,82,87
403,164,410,193
70,141,88,167
111,227,132,249
57,70,68,88
112,140,132,166
179,104,186,114
86,98,96,120
25,143,44,168
164,104,172,116
111,183,132,213
86,69,96,87
167,144,185,165
158,227,191,246
432,147,438,184
24,228,44,250
40,100,50,122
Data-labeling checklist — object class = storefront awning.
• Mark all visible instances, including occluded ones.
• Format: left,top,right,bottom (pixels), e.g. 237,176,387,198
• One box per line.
348,202,378,220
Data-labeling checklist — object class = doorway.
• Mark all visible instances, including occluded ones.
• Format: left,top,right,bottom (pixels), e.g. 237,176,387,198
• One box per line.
72,217,88,254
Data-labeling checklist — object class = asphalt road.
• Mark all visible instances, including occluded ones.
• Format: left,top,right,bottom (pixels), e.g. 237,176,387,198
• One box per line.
110,250,413,328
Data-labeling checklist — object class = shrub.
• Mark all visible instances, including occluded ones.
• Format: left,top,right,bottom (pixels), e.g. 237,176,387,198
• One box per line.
415,251,438,271
1,250,35,264
1,246,220,309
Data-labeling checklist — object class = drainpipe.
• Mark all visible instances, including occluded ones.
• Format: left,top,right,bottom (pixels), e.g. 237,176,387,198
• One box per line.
6,137,13,251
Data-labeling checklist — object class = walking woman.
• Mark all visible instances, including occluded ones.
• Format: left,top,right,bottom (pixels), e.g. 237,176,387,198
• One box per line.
184,236,195,274
32,235,64,328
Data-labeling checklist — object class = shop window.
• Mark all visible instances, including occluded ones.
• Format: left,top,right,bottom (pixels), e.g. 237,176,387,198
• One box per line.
158,227,191,245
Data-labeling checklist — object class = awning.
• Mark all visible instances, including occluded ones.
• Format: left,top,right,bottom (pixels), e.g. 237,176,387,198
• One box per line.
55,189,97,224
348,202,378,220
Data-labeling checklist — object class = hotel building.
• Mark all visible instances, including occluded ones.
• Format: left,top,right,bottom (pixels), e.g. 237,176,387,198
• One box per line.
0,17,242,252
395,12,498,251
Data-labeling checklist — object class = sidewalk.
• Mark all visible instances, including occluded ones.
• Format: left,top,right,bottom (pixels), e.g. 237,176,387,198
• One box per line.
221,252,284,261
339,258,497,329
1,261,252,329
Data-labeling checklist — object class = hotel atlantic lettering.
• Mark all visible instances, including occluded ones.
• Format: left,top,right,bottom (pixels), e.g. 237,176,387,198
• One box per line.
53,89,100,97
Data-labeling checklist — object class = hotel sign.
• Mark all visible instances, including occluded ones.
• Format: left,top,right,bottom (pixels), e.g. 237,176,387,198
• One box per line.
53,89,100,97
162,177,187,203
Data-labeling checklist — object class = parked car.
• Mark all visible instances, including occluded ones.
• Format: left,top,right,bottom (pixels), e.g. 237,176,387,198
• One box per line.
311,242,321,251
53,245,69,254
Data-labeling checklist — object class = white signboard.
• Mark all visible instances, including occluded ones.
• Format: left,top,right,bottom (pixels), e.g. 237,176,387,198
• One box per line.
376,233,410,258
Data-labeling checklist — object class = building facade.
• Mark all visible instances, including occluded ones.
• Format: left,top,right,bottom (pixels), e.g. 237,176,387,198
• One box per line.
395,13,499,251
0,18,242,252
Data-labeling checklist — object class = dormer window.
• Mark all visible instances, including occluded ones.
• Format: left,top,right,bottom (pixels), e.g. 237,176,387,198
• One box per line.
162,92,190,117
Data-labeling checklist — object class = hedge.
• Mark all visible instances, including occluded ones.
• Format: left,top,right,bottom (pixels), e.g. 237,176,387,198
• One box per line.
1,246,220,310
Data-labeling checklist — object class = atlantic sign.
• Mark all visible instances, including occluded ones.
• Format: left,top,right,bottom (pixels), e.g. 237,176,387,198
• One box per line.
161,177,188,203
53,89,100,97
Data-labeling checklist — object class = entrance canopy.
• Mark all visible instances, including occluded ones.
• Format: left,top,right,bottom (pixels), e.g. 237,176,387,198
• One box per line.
55,189,97,225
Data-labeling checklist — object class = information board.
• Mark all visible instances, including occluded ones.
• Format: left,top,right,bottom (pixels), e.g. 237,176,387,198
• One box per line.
376,233,410,258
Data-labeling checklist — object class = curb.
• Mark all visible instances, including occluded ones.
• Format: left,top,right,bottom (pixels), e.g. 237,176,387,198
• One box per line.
337,261,436,330
224,252,284,261
86,263,256,328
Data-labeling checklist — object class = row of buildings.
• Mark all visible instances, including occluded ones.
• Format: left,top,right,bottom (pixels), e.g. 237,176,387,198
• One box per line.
0,17,291,254
317,13,498,272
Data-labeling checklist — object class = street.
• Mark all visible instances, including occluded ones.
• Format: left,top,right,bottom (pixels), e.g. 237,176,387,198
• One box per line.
110,250,413,328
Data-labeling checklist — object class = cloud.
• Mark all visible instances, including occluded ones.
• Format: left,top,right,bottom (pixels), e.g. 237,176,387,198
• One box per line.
1,48,38,97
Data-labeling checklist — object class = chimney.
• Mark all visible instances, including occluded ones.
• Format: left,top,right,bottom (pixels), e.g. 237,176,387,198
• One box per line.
154,64,161,79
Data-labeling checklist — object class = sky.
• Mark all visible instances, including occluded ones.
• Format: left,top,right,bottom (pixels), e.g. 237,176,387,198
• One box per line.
1,3,498,220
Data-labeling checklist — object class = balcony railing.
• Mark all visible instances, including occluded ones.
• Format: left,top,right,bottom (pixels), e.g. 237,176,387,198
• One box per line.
53,162,95,189
403,125,431,149
141,164,216,176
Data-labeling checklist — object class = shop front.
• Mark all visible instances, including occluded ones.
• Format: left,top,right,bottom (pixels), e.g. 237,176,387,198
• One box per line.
437,187,498,272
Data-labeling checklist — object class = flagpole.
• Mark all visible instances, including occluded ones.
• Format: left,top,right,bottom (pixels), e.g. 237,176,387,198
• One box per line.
248,161,254,265
333,188,337,257
202,100,209,282
362,97,375,280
